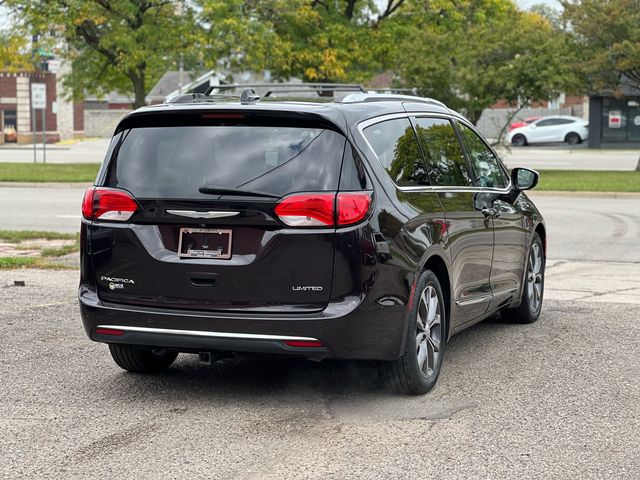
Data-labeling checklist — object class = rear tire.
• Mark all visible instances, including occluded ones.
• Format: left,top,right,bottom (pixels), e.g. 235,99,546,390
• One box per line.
512,134,527,147
565,132,581,145
502,232,545,324
381,270,447,395
108,344,178,373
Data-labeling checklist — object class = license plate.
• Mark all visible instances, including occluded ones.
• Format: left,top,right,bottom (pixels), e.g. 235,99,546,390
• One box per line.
178,228,232,259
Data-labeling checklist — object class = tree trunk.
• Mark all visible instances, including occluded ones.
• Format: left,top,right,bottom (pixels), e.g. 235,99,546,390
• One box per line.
130,70,146,109
469,109,483,126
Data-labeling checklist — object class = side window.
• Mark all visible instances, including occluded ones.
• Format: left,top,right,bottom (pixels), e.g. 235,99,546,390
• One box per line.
458,123,507,189
536,119,557,127
413,117,470,187
363,117,429,186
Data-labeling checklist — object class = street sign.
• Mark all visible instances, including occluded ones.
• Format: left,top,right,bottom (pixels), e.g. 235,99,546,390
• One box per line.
31,83,46,110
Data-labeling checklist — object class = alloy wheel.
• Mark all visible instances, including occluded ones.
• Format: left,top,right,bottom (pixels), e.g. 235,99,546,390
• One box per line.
415,286,442,378
527,242,543,314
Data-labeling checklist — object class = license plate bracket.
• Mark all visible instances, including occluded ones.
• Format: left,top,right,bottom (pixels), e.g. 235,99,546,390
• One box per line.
178,228,232,259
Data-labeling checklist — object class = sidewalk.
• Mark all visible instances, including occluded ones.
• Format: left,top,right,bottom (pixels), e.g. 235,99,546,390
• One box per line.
0,138,109,163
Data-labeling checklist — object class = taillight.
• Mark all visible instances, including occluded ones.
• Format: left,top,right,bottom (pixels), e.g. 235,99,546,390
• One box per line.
274,192,372,227
337,192,372,225
81,187,139,221
274,193,335,227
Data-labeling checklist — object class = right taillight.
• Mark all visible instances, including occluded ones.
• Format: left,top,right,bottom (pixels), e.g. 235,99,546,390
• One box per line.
274,192,372,227
337,192,372,225
82,187,139,221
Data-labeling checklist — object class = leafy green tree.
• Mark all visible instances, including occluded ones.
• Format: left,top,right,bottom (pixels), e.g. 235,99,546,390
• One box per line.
562,0,640,94
197,0,404,83
388,0,579,125
5,0,202,108
0,32,35,72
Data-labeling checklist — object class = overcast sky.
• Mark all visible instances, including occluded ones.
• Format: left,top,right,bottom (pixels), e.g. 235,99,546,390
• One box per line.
516,0,561,9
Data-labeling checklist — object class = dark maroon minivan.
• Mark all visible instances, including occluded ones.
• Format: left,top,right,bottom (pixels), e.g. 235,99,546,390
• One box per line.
79,91,545,394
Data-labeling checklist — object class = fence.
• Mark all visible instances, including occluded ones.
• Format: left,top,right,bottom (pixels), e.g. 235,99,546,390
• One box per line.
84,109,130,138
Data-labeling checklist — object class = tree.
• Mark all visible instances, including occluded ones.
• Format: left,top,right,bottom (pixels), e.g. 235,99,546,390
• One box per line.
388,0,579,126
562,0,640,94
0,32,35,72
197,0,405,84
5,0,202,108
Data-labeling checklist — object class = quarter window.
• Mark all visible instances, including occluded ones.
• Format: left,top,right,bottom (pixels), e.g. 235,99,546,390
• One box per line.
413,117,470,187
363,118,429,186
458,123,507,189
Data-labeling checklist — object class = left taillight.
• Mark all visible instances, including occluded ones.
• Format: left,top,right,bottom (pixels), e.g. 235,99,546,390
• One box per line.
274,192,372,227
82,187,139,222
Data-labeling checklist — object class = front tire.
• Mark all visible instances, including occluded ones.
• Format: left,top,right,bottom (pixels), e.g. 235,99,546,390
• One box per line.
565,132,581,145
108,344,178,373
503,232,545,324
512,134,527,147
381,270,446,395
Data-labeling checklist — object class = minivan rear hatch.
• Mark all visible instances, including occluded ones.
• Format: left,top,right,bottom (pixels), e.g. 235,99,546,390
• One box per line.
88,110,357,313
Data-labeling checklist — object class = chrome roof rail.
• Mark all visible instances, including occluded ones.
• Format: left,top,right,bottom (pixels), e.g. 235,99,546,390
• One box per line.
340,93,447,108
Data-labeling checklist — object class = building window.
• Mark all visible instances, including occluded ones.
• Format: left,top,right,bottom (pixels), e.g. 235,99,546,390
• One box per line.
602,97,640,143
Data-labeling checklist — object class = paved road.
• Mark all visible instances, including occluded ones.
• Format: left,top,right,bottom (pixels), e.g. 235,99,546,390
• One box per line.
0,185,86,233
1,269,639,479
497,144,639,171
0,138,110,164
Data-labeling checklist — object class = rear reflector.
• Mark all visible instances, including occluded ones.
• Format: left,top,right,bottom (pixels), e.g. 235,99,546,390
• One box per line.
82,187,139,221
283,340,325,348
94,327,125,336
275,192,372,227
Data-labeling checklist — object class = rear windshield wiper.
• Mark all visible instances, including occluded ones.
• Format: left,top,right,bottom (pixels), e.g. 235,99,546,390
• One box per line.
198,185,279,198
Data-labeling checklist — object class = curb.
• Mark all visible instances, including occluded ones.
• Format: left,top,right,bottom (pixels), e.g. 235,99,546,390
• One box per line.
0,182,92,189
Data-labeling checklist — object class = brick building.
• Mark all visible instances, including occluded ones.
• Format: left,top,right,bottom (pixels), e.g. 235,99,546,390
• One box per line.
0,70,84,144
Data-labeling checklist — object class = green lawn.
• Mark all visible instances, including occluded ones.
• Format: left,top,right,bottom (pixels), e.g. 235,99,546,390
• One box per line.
0,230,78,243
536,170,640,192
0,163,100,182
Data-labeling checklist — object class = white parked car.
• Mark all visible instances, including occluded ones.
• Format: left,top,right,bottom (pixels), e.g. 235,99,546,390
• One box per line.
507,115,589,146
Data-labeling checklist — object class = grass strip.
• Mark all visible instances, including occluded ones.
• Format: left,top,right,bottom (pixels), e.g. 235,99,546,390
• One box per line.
0,163,100,182
536,170,640,192
0,230,79,243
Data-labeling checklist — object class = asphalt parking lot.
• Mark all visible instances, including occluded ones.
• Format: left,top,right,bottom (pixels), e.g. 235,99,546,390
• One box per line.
2,267,640,478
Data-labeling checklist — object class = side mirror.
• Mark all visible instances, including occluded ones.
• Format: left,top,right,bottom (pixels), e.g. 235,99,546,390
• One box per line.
511,167,539,191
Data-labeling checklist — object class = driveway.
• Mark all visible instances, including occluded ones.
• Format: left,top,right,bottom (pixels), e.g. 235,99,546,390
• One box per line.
1,269,638,479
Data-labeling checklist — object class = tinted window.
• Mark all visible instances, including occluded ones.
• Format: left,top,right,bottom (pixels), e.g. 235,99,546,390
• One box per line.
106,126,346,198
413,117,470,187
363,118,428,186
555,118,575,125
536,118,565,127
459,123,506,188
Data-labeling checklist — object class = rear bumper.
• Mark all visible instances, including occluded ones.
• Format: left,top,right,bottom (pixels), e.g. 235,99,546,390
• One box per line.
79,285,408,361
